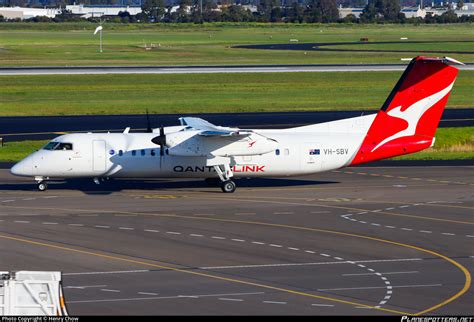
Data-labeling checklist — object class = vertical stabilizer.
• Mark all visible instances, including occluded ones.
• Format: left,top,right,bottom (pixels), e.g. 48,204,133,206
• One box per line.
350,56,461,165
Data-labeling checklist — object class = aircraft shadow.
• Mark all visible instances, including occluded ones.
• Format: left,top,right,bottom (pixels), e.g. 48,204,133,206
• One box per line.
0,178,338,195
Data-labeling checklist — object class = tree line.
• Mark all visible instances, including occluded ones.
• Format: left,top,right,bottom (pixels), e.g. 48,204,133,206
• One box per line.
1,0,474,24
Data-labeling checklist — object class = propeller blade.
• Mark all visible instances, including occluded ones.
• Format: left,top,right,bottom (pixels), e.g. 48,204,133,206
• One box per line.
160,126,165,156
151,125,166,156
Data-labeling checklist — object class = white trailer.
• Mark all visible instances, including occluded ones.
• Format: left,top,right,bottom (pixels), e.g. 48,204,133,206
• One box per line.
0,271,68,316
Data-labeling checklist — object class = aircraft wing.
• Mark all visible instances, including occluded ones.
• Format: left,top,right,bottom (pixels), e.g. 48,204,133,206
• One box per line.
179,117,251,137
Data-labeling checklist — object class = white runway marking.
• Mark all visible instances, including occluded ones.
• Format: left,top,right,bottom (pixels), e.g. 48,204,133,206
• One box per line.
199,258,422,270
64,270,150,276
263,301,287,305
66,292,265,304
339,200,471,238
343,271,419,277
318,284,442,291
64,285,107,289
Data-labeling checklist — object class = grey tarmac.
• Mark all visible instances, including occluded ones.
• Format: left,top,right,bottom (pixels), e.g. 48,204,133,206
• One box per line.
0,165,472,315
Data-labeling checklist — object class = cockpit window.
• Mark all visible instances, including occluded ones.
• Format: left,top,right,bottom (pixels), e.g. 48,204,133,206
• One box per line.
43,142,73,151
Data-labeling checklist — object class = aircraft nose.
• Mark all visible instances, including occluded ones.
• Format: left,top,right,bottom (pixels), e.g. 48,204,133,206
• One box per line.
10,158,32,176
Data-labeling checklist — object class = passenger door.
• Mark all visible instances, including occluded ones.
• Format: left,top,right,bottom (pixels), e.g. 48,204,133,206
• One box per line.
92,140,107,172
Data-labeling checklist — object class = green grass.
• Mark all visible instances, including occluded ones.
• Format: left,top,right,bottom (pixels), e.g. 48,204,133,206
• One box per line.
0,140,47,162
0,70,472,116
1,127,472,162
392,127,474,160
0,23,473,66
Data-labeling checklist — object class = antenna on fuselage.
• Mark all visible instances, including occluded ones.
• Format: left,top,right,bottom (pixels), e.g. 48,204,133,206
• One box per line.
146,109,153,133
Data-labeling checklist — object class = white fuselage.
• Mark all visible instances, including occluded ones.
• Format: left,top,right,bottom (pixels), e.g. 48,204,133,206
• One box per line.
11,115,376,180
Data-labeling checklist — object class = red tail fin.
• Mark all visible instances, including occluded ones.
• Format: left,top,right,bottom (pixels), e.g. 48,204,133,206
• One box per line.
350,56,461,166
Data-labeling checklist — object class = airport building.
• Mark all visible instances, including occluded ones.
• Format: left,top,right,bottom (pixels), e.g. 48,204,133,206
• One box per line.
65,4,142,18
339,5,427,19
0,6,60,19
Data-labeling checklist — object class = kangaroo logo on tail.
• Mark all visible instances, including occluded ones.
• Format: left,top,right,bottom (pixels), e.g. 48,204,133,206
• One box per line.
371,81,455,152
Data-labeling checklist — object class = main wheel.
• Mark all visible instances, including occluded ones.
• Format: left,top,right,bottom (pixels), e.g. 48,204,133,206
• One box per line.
38,181,48,192
221,180,236,193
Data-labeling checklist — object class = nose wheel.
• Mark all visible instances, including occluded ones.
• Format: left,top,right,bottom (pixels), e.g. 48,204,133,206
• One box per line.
37,181,48,192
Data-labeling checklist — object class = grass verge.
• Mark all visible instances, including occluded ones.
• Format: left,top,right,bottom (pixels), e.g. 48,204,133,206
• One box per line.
0,23,473,66
0,71,473,116
392,127,474,160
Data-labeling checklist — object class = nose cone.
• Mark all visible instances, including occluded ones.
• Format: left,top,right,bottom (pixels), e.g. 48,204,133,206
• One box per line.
10,158,32,177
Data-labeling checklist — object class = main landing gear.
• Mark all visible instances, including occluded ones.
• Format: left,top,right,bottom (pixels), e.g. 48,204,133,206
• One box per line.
221,180,236,193
212,164,236,193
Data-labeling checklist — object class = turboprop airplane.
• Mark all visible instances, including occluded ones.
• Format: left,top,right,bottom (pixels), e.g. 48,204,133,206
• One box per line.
10,56,462,193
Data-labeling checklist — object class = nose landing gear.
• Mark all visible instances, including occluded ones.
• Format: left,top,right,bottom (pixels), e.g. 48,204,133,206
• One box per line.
35,177,48,191
37,181,48,191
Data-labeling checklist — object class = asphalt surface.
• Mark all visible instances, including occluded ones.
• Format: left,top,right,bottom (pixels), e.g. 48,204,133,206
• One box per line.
235,41,474,56
1,63,473,76
1,110,473,142
0,166,472,315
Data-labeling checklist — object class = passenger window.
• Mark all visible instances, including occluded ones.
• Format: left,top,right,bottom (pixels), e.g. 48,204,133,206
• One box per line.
151,150,156,156
284,149,289,156
118,150,123,156
141,150,145,156
132,150,136,156
275,149,280,156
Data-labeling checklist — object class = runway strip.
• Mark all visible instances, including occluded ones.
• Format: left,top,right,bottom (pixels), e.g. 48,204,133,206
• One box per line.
1,64,473,76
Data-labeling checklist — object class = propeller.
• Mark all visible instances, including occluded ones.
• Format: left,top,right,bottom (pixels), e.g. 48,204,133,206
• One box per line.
151,126,166,156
